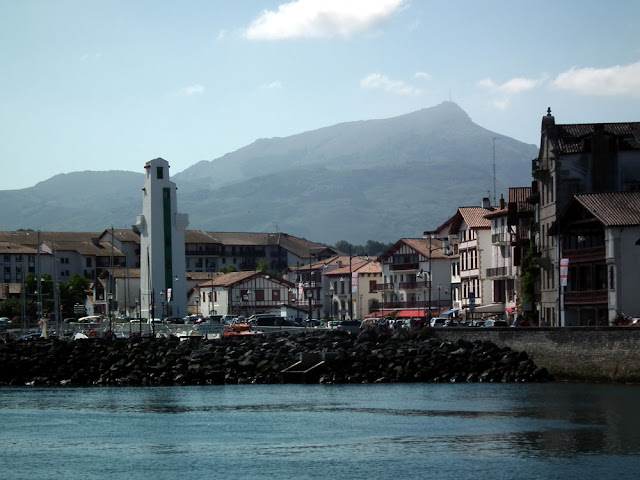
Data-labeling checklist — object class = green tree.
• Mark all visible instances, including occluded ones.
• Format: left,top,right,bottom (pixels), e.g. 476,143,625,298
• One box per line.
59,273,91,317
256,258,269,272
220,265,237,274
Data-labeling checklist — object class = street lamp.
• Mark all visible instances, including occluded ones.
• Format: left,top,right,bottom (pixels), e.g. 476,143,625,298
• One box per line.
306,288,313,322
107,292,113,335
437,283,441,315
329,283,335,320
159,290,165,325
195,296,200,316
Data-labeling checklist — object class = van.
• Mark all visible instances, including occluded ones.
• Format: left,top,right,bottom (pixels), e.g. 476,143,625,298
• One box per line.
430,317,448,328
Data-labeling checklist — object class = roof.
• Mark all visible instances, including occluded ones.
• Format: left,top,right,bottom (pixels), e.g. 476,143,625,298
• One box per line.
324,259,381,277
111,268,141,279
574,192,640,227
197,271,294,289
549,122,640,154
0,242,39,255
377,238,449,262
459,207,493,229
186,271,222,281
508,187,533,214
206,232,331,258
0,231,101,246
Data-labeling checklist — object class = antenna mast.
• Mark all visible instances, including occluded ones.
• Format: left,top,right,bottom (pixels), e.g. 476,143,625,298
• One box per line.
492,137,497,206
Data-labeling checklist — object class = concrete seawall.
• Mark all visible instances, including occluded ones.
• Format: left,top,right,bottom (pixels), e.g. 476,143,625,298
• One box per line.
433,327,640,383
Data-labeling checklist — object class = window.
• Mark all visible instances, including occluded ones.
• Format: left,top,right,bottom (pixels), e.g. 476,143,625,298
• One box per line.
255,290,265,302
3,255,10,262
272,290,280,301
86,258,92,267
369,280,377,292
157,166,164,179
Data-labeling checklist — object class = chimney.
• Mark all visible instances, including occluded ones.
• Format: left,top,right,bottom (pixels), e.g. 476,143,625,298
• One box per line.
482,197,491,209
500,194,506,210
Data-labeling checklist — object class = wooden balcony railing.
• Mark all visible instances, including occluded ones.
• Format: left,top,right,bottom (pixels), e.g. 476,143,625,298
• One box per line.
564,290,608,306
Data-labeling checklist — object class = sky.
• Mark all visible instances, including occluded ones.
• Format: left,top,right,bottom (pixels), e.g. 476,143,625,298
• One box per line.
2,0,640,191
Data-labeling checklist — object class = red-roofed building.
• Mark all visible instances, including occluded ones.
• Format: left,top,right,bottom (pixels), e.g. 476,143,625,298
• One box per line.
531,109,640,325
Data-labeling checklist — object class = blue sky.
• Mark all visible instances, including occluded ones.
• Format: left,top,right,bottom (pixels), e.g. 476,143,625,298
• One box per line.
2,0,640,190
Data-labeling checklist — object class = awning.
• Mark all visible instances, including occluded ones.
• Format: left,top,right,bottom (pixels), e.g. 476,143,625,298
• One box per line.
471,304,506,313
442,309,458,315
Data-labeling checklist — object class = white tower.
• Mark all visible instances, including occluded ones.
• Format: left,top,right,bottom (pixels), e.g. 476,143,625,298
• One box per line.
135,158,188,319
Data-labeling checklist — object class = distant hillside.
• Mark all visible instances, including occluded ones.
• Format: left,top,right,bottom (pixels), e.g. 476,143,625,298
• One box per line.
0,102,538,244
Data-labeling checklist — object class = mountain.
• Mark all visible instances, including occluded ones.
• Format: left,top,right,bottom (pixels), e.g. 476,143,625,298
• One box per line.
0,102,539,244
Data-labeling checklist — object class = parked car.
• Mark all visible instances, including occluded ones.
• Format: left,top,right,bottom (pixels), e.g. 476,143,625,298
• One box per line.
328,320,341,329
336,320,361,334
443,320,459,327
430,317,448,328
482,319,509,327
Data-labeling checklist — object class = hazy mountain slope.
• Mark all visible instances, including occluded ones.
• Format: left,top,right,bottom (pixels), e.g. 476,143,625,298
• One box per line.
0,103,538,243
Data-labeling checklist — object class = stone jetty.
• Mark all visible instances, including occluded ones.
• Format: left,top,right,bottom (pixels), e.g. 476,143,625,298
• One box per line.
0,328,551,387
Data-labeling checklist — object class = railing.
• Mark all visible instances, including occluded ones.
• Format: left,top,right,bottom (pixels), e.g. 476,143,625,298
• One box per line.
388,262,419,271
486,266,512,278
564,246,606,263
491,232,510,244
376,283,395,291
564,290,608,306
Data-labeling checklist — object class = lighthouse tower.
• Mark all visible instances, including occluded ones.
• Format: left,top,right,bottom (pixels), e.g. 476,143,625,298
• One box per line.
135,158,188,319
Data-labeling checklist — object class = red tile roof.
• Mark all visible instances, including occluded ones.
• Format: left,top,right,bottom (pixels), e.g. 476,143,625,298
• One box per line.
574,192,640,226
551,122,640,154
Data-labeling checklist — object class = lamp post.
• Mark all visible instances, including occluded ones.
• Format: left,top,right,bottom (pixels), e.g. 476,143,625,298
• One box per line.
306,288,313,322
159,290,165,325
437,283,441,315
107,292,113,335
195,296,200,316
135,298,141,337
329,283,335,320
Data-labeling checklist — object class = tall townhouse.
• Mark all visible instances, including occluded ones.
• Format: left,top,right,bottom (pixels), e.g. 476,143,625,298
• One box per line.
437,200,495,321
377,237,452,320
531,109,640,326
551,192,640,325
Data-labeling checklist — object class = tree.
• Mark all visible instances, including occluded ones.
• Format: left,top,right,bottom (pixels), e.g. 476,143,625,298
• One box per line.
256,258,269,272
59,273,91,316
220,265,237,274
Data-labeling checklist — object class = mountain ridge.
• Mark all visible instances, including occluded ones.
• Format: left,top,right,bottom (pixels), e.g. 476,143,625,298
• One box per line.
0,102,539,244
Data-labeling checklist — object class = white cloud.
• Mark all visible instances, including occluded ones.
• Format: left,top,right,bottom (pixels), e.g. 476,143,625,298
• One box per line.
81,53,102,62
414,71,431,81
217,29,226,40
477,75,545,109
261,81,283,89
553,61,640,98
181,85,205,96
244,0,405,40
360,73,421,96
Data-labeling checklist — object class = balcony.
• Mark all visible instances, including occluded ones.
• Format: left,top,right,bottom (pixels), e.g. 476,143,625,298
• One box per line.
486,266,513,279
376,283,396,291
532,158,548,179
399,281,427,290
491,232,511,245
564,290,608,306
389,262,419,271
564,246,606,263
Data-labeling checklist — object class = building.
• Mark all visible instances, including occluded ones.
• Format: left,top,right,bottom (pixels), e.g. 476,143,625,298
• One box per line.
135,158,189,319
195,271,294,317
531,109,640,326
437,199,495,320
324,258,381,320
551,192,640,325
377,237,452,320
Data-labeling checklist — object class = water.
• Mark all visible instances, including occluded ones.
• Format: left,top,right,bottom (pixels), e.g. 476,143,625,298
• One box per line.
2,383,640,480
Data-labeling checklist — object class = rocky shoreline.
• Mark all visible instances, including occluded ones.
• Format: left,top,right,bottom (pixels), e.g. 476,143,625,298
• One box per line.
0,328,551,387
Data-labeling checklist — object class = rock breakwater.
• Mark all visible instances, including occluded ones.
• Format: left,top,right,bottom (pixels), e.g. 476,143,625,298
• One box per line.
0,329,551,387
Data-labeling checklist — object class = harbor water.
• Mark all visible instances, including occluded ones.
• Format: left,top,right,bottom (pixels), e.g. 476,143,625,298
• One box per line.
2,383,640,479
